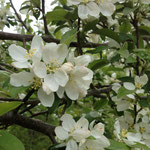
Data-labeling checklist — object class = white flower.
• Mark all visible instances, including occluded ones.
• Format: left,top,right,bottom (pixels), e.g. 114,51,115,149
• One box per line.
57,52,93,100
134,74,148,89
8,35,43,68
67,0,100,20
97,0,116,16
123,82,135,91
141,0,150,4
10,70,54,107
33,43,69,94
55,114,90,150
79,121,110,150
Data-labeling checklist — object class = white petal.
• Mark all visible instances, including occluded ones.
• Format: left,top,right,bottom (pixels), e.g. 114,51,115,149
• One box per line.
67,0,81,5
140,74,148,86
78,4,88,19
44,74,59,92
123,82,135,90
117,100,130,112
37,87,54,107
42,82,52,95
94,123,104,135
10,71,33,87
8,44,27,62
87,2,100,18
75,55,92,66
55,126,69,140
61,114,76,132
99,1,115,16
66,140,78,150
54,69,68,87
57,44,68,64
42,43,58,64
33,62,47,78
76,117,89,130
65,82,79,100
12,61,29,68
57,86,65,98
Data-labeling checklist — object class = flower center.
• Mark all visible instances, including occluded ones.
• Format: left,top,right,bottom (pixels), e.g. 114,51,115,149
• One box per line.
25,48,36,59
140,127,145,133
121,129,128,138
31,77,42,90
135,83,142,89
83,0,89,4
46,59,60,73
95,0,103,4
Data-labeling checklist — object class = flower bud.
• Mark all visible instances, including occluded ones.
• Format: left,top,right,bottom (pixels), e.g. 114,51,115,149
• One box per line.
61,62,74,73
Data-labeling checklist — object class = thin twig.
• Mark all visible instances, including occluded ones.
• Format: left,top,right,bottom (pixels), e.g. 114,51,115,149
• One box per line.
42,0,49,35
9,0,31,33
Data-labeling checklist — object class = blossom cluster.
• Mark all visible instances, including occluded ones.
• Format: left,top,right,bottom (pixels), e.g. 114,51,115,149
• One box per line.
67,0,115,20
8,35,93,107
114,108,150,148
0,0,11,30
112,74,148,112
55,114,110,150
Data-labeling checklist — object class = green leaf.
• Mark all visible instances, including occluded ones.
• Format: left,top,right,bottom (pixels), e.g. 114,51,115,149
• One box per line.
123,7,137,15
131,143,150,150
0,101,22,116
94,28,121,43
117,87,135,99
107,139,130,150
126,55,136,64
60,28,77,46
86,45,108,54
46,9,68,24
88,59,108,71
0,130,25,150
94,99,108,110
120,21,131,33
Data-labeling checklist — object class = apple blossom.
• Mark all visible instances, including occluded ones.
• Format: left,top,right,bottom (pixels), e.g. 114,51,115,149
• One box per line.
8,35,43,68
55,114,90,150
55,114,110,150
57,52,93,100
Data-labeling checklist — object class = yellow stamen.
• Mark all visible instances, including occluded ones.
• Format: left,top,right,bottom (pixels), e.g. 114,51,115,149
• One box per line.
121,129,128,138
30,77,42,90
24,48,36,59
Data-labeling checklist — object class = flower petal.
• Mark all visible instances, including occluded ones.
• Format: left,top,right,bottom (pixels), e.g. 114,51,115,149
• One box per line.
44,74,59,92
42,43,58,64
54,69,68,87
57,44,68,64
12,61,29,68
87,2,100,18
57,86,65,98
123,82,135,91
10,71,33,87
33,61,47,78
55,126,69,140
8,44,27,62
78,4,88,19
61,114,76,132
66,140,78,150
65,82,79,100
75,55,92,66
37,87,54,107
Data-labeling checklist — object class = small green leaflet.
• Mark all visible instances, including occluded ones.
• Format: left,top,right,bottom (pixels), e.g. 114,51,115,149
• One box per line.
0,130,25,150
0,101,22,116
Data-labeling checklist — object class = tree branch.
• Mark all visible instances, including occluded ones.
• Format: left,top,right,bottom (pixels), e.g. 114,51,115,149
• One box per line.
9,0,31,33
0,112,56,143
41,0,49,35
0,31,106,48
